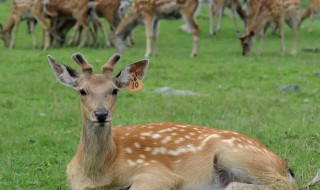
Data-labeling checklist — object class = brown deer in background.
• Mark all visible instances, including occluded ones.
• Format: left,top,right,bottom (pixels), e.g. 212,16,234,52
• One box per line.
0,0,50,49
114,0,200,57
48,52,320,190
300,0,320,32
239,0,301,56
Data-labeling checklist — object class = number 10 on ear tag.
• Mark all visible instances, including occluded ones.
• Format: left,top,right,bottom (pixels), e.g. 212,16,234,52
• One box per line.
129,73,143,92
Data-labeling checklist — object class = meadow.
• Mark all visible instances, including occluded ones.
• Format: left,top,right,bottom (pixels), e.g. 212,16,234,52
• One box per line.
0,1,319,189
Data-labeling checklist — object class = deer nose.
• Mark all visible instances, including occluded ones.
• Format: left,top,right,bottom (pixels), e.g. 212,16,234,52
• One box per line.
94,110,108,123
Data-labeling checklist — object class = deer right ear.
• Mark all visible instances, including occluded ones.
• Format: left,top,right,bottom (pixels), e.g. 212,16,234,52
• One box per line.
115,59,149,88
47,55,80,88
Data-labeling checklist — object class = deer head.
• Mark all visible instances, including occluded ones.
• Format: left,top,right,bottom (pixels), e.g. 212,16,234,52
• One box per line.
239,31,255,56
48,53,149,128
114,10,142,53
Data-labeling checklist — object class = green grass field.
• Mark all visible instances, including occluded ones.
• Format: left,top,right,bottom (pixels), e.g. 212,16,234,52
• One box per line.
0,1,319,189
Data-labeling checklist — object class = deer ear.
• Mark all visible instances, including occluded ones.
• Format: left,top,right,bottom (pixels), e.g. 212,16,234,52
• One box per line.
115,59,149,88
47,55,80,88
0,23,3,31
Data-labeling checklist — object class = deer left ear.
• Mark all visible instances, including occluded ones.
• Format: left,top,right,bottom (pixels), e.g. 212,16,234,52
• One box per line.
47,55,80,88
115,59,149,88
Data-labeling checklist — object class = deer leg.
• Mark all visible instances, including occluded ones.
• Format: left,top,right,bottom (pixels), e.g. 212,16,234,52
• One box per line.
309,13,314,33
129,172,180,190
257,30,266,56
152,19,159,56
231,5,239,33
225,182,269,190
290,17,299,56
181,1,200,57
97,20,110,48
28,19,37,49
144,15,154,58
216,7,224,32
9,16,20,49
77,19,90,48
209,3,217,35
32,6,50,50
278,17,285,56
68,22,80,46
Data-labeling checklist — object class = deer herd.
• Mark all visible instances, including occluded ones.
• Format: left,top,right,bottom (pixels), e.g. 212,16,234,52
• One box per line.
0,0,320,56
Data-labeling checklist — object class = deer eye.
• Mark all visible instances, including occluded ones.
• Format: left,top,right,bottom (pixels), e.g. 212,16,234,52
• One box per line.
112,89,118,95
79,89,87,96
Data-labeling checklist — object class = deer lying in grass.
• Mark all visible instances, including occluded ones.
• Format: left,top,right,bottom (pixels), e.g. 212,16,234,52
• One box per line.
0,0,50,49
44,0,91,48
48,53,320,190
208,0,246,35
114,0,200,57
239,0,301,56
300,0,320,33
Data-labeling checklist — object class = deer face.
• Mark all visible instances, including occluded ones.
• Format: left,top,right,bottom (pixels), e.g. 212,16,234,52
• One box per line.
48,53,149,127
239,31,255,56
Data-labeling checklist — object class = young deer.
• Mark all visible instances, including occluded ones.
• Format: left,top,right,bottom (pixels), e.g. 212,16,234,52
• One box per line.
239,0,301,56
208,0,246,35
114,0,200,57
300,0,320,33
47,53,320,190
0,0,50,49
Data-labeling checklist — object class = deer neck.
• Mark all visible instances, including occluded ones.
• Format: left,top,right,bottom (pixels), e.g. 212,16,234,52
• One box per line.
77,119,117,179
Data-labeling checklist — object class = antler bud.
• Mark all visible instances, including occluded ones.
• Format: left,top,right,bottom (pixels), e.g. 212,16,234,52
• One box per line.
102,54,121,73
71,53,93,74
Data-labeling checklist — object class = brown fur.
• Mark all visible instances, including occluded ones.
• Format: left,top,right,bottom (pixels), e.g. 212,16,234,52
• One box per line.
48,53,298,190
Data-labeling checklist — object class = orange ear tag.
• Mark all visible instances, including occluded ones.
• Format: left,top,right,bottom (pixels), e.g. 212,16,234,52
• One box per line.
129,73,143,92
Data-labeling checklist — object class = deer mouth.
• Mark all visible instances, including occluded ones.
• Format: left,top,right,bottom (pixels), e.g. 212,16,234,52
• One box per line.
93,119,112,127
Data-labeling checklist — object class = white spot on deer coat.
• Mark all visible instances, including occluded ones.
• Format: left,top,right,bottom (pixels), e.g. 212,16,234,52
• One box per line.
134,142,141,148
125,147,133,154
161,136,172,144
144,147,152,151
152,134,161,139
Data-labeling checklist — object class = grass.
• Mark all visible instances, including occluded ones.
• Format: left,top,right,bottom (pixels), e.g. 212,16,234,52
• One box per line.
0,1,319,189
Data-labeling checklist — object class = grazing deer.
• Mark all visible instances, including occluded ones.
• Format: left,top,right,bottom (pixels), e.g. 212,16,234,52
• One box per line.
300,0,320,33
44,0,91,48
0,0,50,49
114,0,200,57
48,53,320,190
239,0,301,56
208,0,246,35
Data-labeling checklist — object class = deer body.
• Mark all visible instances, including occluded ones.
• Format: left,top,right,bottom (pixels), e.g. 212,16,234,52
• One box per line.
239,0,301,56
48,53,301,190
300,0,320,32
114,0,200,57
67,122,297,190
